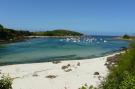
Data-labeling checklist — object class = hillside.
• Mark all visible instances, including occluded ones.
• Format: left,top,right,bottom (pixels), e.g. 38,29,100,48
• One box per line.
32,29,83,36
0,24,83,43
0,24,31,42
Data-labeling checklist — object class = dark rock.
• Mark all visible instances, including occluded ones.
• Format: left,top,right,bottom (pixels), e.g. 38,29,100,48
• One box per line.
106,54,121,70
77,62,80,66
64,69,72,72
94,72,100,75
46,75,57,79
52,61,61,64
119,47,128,51
62,65,69,70
32,73,38,77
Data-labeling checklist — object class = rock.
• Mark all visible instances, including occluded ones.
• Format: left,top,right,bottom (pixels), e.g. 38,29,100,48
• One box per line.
120,47,127,51
94,72,99,75
52,61,61,64
64,69,72,72
61,64,70,70
32,73,38,77
106,54,120,69
77,62,80,66
62,65,69,70
46,75,57,79
67,64,70,67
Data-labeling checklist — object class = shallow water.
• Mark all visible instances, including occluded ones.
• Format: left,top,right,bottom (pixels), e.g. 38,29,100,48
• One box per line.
0,36,129,65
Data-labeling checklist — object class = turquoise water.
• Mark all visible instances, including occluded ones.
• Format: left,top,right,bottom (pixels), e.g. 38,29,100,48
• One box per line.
0,36,129,65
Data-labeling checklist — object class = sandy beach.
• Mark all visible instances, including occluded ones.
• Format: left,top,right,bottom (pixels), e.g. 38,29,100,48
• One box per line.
0,54,117,89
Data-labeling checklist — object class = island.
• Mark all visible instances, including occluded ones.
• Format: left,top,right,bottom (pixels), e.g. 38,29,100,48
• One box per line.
0,24,83,44
0,24,31,43
32,29,83,36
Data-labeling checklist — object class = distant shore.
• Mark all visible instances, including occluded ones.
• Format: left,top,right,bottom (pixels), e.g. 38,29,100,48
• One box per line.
27,35,82,38
0,37,28,44
115,36,135,41
1,35,131,45
0,35,82,44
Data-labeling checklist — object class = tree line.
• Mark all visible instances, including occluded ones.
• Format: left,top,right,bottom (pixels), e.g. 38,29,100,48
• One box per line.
0,24,31,41
0,24,83,42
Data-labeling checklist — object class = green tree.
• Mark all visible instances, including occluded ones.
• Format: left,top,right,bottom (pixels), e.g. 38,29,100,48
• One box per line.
0,24,4,29
123,34,130,39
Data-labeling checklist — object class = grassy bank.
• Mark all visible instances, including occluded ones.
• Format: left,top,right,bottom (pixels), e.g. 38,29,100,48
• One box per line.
79,42,135,89
99,42,135,89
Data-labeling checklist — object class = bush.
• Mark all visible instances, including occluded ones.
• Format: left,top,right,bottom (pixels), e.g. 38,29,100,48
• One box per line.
0,24,4,29
79,84,95,89
100,42,135,89
0,75,12,89
123,34,130,39
80,86,87,89
119,71,135,89
100,71,135,89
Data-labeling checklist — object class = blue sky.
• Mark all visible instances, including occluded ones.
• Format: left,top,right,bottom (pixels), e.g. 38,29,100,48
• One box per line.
0,0,135,35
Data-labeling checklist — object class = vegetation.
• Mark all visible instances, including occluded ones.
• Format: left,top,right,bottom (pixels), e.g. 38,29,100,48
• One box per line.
79,84,95,89
32,29,83,36
99,42,135,89
0,24,31,41
122,34,130,39
0,24,83,43
0,75,12,89
0,24,4,29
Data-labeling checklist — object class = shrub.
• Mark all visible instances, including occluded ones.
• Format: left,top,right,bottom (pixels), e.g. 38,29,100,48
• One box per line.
79,84,95,89
123,34,130,39
0,75,12,89
99,42,135,89
79,86,87,89
0,24,4,29
119,71,135,89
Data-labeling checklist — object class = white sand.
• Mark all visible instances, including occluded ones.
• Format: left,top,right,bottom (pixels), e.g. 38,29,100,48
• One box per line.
0,54,116,89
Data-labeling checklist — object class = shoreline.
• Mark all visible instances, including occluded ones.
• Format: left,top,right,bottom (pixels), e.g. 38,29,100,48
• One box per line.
0,37,29,44
0,35,82,44
115,36,135,41
27,35,82,39
0,53,120,89
0,51,121,66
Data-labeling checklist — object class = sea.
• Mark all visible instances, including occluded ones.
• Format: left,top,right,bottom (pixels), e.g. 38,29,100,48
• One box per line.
0,36,129,65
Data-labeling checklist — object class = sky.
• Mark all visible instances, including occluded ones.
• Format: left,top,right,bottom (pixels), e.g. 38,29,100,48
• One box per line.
0,0,135,36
